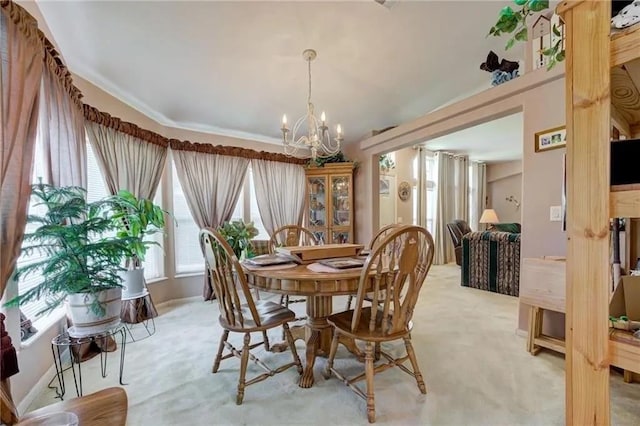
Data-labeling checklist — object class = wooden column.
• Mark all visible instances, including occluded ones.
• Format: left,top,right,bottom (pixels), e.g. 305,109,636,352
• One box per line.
559,1,611,424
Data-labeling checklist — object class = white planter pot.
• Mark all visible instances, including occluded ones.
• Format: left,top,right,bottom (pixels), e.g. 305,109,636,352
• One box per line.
119,268,146,299
66,287,122,337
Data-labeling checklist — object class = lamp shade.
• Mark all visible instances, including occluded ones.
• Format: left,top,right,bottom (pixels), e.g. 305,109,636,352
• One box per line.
479,209,499,224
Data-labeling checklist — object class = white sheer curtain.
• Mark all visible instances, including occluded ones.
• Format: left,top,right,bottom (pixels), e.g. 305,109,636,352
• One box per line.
85,121,167,199
251,159,306,235
433,153,469,265
469,162,487,231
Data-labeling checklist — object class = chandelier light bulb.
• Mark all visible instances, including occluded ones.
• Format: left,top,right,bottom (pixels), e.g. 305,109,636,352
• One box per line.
337,124,342,136
282,114,287,126
321,112,326,124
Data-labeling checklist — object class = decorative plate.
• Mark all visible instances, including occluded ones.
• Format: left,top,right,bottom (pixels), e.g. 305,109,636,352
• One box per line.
398,181,411,201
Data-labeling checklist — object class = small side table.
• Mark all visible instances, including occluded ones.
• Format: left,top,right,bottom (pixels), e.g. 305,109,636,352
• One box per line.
50,324,126,400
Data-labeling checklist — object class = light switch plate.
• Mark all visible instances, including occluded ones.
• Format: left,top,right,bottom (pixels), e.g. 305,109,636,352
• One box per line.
550,206,562,222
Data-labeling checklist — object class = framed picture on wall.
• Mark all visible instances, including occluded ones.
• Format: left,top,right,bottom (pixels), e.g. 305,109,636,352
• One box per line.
535,125,566,152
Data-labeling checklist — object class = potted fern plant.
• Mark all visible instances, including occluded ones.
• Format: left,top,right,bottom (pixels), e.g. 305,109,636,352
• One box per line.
107,190,168,299
5,182,133,336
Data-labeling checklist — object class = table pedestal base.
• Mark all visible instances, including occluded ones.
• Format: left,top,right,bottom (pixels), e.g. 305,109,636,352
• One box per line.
266,294,364,388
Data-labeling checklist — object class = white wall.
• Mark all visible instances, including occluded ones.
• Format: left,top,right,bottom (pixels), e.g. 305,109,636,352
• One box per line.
487,160,522,224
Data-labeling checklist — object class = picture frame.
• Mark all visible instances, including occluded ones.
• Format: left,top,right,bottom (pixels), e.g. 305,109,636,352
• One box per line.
535,125,566,152
379,177,390,196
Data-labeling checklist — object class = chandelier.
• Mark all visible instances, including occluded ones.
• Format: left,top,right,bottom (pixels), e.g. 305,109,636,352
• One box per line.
281,49,343,160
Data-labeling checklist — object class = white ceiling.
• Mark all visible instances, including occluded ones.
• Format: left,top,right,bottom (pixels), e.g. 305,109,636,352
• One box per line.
423,112,523,163
36,0,523,149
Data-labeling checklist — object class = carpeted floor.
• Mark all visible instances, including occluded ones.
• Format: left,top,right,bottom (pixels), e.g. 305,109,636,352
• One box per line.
27,265,640,425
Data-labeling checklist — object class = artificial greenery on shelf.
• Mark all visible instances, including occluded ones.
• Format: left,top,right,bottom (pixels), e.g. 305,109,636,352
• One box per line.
488,0,565,70
217,219,259,259
5,182,133,316
307,151,347,167
379,154,395,172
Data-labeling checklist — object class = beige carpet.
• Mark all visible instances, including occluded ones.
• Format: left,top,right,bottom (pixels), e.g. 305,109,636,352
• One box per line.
27,265,640,425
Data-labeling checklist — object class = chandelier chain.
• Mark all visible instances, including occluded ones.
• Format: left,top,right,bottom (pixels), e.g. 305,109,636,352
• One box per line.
307,58,312,107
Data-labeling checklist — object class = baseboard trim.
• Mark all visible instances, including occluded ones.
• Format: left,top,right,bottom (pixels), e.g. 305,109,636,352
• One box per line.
515,328,528,338
17,360,60,415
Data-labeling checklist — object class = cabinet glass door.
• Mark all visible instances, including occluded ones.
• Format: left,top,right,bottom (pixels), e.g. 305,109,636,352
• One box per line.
330,175,351,243
307,176,327,242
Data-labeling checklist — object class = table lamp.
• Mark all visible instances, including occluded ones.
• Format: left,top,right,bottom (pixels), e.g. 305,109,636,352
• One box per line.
479,208,500,230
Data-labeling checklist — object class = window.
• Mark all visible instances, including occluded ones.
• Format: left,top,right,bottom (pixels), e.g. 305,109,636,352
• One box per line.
15,136,49,323
247,167,269,240
172,162,205,274
172,162,268,274
86,142,164,280
468,164,477,229
424,154,437,235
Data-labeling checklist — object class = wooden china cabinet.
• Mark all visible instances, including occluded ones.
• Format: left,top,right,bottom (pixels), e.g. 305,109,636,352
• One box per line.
304,162,355,244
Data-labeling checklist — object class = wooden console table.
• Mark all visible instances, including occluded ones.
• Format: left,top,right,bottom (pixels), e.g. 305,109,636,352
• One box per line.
520,258,566,355
520,257,640,382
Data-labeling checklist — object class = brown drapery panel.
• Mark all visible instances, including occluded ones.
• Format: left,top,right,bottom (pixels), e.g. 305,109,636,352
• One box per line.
169,139,307,165
39,45,86,188
1,1,45,423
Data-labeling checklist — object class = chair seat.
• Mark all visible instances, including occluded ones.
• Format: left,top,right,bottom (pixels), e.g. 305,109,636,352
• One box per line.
219,300,296,332
327,307,413,342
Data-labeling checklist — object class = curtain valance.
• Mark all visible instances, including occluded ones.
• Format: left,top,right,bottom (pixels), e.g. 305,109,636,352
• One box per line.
83,104,169,148
0,1,42,51
169,139,307,165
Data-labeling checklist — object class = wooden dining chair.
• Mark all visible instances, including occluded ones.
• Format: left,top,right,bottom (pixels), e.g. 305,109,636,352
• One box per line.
323,225,435,423
268,224,319,253
199,228,303,404
269,225,320,308
344,223,406,310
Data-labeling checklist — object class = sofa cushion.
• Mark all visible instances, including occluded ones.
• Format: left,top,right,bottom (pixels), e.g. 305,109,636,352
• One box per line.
493,222,521,233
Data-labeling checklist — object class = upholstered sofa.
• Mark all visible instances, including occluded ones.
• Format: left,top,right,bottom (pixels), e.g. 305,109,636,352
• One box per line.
461,227,521,297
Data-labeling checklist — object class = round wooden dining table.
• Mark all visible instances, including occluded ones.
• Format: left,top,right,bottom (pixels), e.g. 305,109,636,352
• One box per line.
244,263,379,388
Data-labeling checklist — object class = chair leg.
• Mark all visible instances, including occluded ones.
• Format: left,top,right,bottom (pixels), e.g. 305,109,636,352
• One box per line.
364,342,376,423
323,330,341,379
236,333,251,405
279,294,290,307
374,342,381,361
212,330,229,373
283,323,303,374
403,335,427,394
345,295,353,311
262,331,270,352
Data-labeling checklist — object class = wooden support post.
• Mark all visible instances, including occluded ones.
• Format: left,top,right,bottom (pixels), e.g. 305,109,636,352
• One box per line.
562,1,611,425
